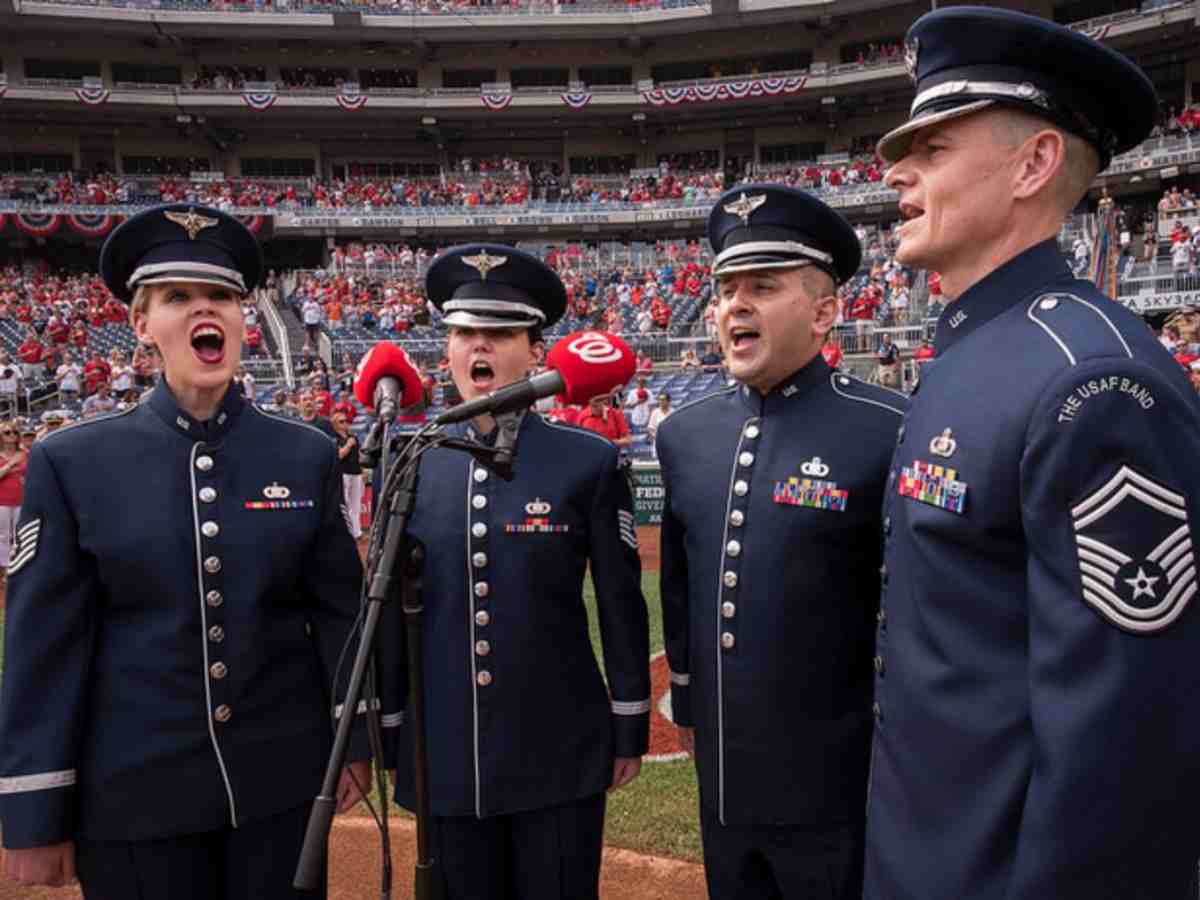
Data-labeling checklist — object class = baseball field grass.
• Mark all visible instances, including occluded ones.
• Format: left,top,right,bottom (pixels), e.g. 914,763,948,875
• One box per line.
0,574,706,863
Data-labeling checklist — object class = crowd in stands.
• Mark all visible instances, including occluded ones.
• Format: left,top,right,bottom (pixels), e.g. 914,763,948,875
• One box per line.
189,65,268,91
744,155,886,191
0,156,890,211
1152,104,1200,138
850,41,904,68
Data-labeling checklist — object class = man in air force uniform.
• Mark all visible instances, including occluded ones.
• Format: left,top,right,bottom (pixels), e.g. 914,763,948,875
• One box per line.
658,185,905,899
864,10,1200,899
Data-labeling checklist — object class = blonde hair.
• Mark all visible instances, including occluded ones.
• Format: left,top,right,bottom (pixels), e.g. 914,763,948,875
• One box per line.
129,284,151,329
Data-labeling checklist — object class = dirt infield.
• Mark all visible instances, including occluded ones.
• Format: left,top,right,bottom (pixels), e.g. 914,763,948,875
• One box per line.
0,817,707,900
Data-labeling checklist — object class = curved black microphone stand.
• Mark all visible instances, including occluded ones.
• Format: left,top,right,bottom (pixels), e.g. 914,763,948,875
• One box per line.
294,420,513,900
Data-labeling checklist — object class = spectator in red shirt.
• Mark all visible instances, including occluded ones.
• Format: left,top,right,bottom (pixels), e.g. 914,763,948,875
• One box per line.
574,394,633,449
636,352,654,374
70,321,89,352
45,316,69,346
17,333,44,380
332,394,357,424
83,351,112,396
245,323,263,356
105,298,127,324
820,338,844,370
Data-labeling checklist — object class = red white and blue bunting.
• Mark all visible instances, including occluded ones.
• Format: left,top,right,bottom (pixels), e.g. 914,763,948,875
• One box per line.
242,91,277,111
67,213,117,237
335,89,368,111
236,214,264,234
642,75,807,107
75,88,111,106
481,90,513,112
14,213,62,237
561,90,593,110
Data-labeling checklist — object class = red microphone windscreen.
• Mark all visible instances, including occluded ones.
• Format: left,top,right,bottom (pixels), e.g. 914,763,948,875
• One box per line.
353,341,424,410
546,331,637,405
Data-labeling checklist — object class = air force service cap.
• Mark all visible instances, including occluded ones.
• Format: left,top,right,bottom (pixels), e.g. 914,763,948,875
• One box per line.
426,244,567,330
99,203,264,303
878,6,1157,166
707,184,862,285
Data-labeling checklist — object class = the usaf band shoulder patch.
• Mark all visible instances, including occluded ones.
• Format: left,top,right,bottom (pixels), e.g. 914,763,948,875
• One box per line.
8,518,41,577
1072,465,1195,633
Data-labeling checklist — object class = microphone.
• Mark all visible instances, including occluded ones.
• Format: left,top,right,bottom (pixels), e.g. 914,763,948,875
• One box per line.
353,341,424,423
433,331,636,427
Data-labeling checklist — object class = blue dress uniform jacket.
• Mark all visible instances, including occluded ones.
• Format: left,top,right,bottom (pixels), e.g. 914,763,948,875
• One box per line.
387,412,650,818
0,383,366,849
865,240,1200,900
658,356,905,826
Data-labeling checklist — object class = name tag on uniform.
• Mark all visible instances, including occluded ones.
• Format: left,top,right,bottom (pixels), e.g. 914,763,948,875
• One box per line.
897,460,967,514
773,478,849,512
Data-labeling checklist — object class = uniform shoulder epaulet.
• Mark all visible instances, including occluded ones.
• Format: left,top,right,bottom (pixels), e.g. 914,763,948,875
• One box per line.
537,414,618,451
829,372,906,416
248,405,336,444
1024,291,1135,367
667,383,739,420
38,404,139,445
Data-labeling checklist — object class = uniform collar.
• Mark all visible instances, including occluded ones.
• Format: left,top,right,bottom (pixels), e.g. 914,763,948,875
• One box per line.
148,378,246,444
738,353,831,416
934,239,1072,355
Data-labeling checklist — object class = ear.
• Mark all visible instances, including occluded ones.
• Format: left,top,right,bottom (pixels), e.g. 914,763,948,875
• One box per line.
1012,129,1066,201
810,293,840,338
529,339,545,371
132,309,154,348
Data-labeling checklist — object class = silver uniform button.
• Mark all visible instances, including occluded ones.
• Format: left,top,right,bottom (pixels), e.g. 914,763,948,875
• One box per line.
472,552,488,569
210,662,228,679
839,376,851,386
196,455,214,472
208,625,225,643
201,521,219,538
474,582,490,598
721,632,736,649
744,424,760,439
1040,297,1058,310
726,540,741,558
729,510,744,527
722,601,736,619
733,480,748,497
723,571,738,588
213,705,232,723
206,590,223,607
739,452,755,467
476,670,492,687
475,610,491,627
472,495,487,510
472,522,488,539
199,487,217,503
474,468,489,483
204,556,221,573
475,640,491,657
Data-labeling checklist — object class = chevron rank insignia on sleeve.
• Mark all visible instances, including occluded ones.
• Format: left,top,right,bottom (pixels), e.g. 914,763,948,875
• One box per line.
1072,465,1195,633
8,518,41,577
